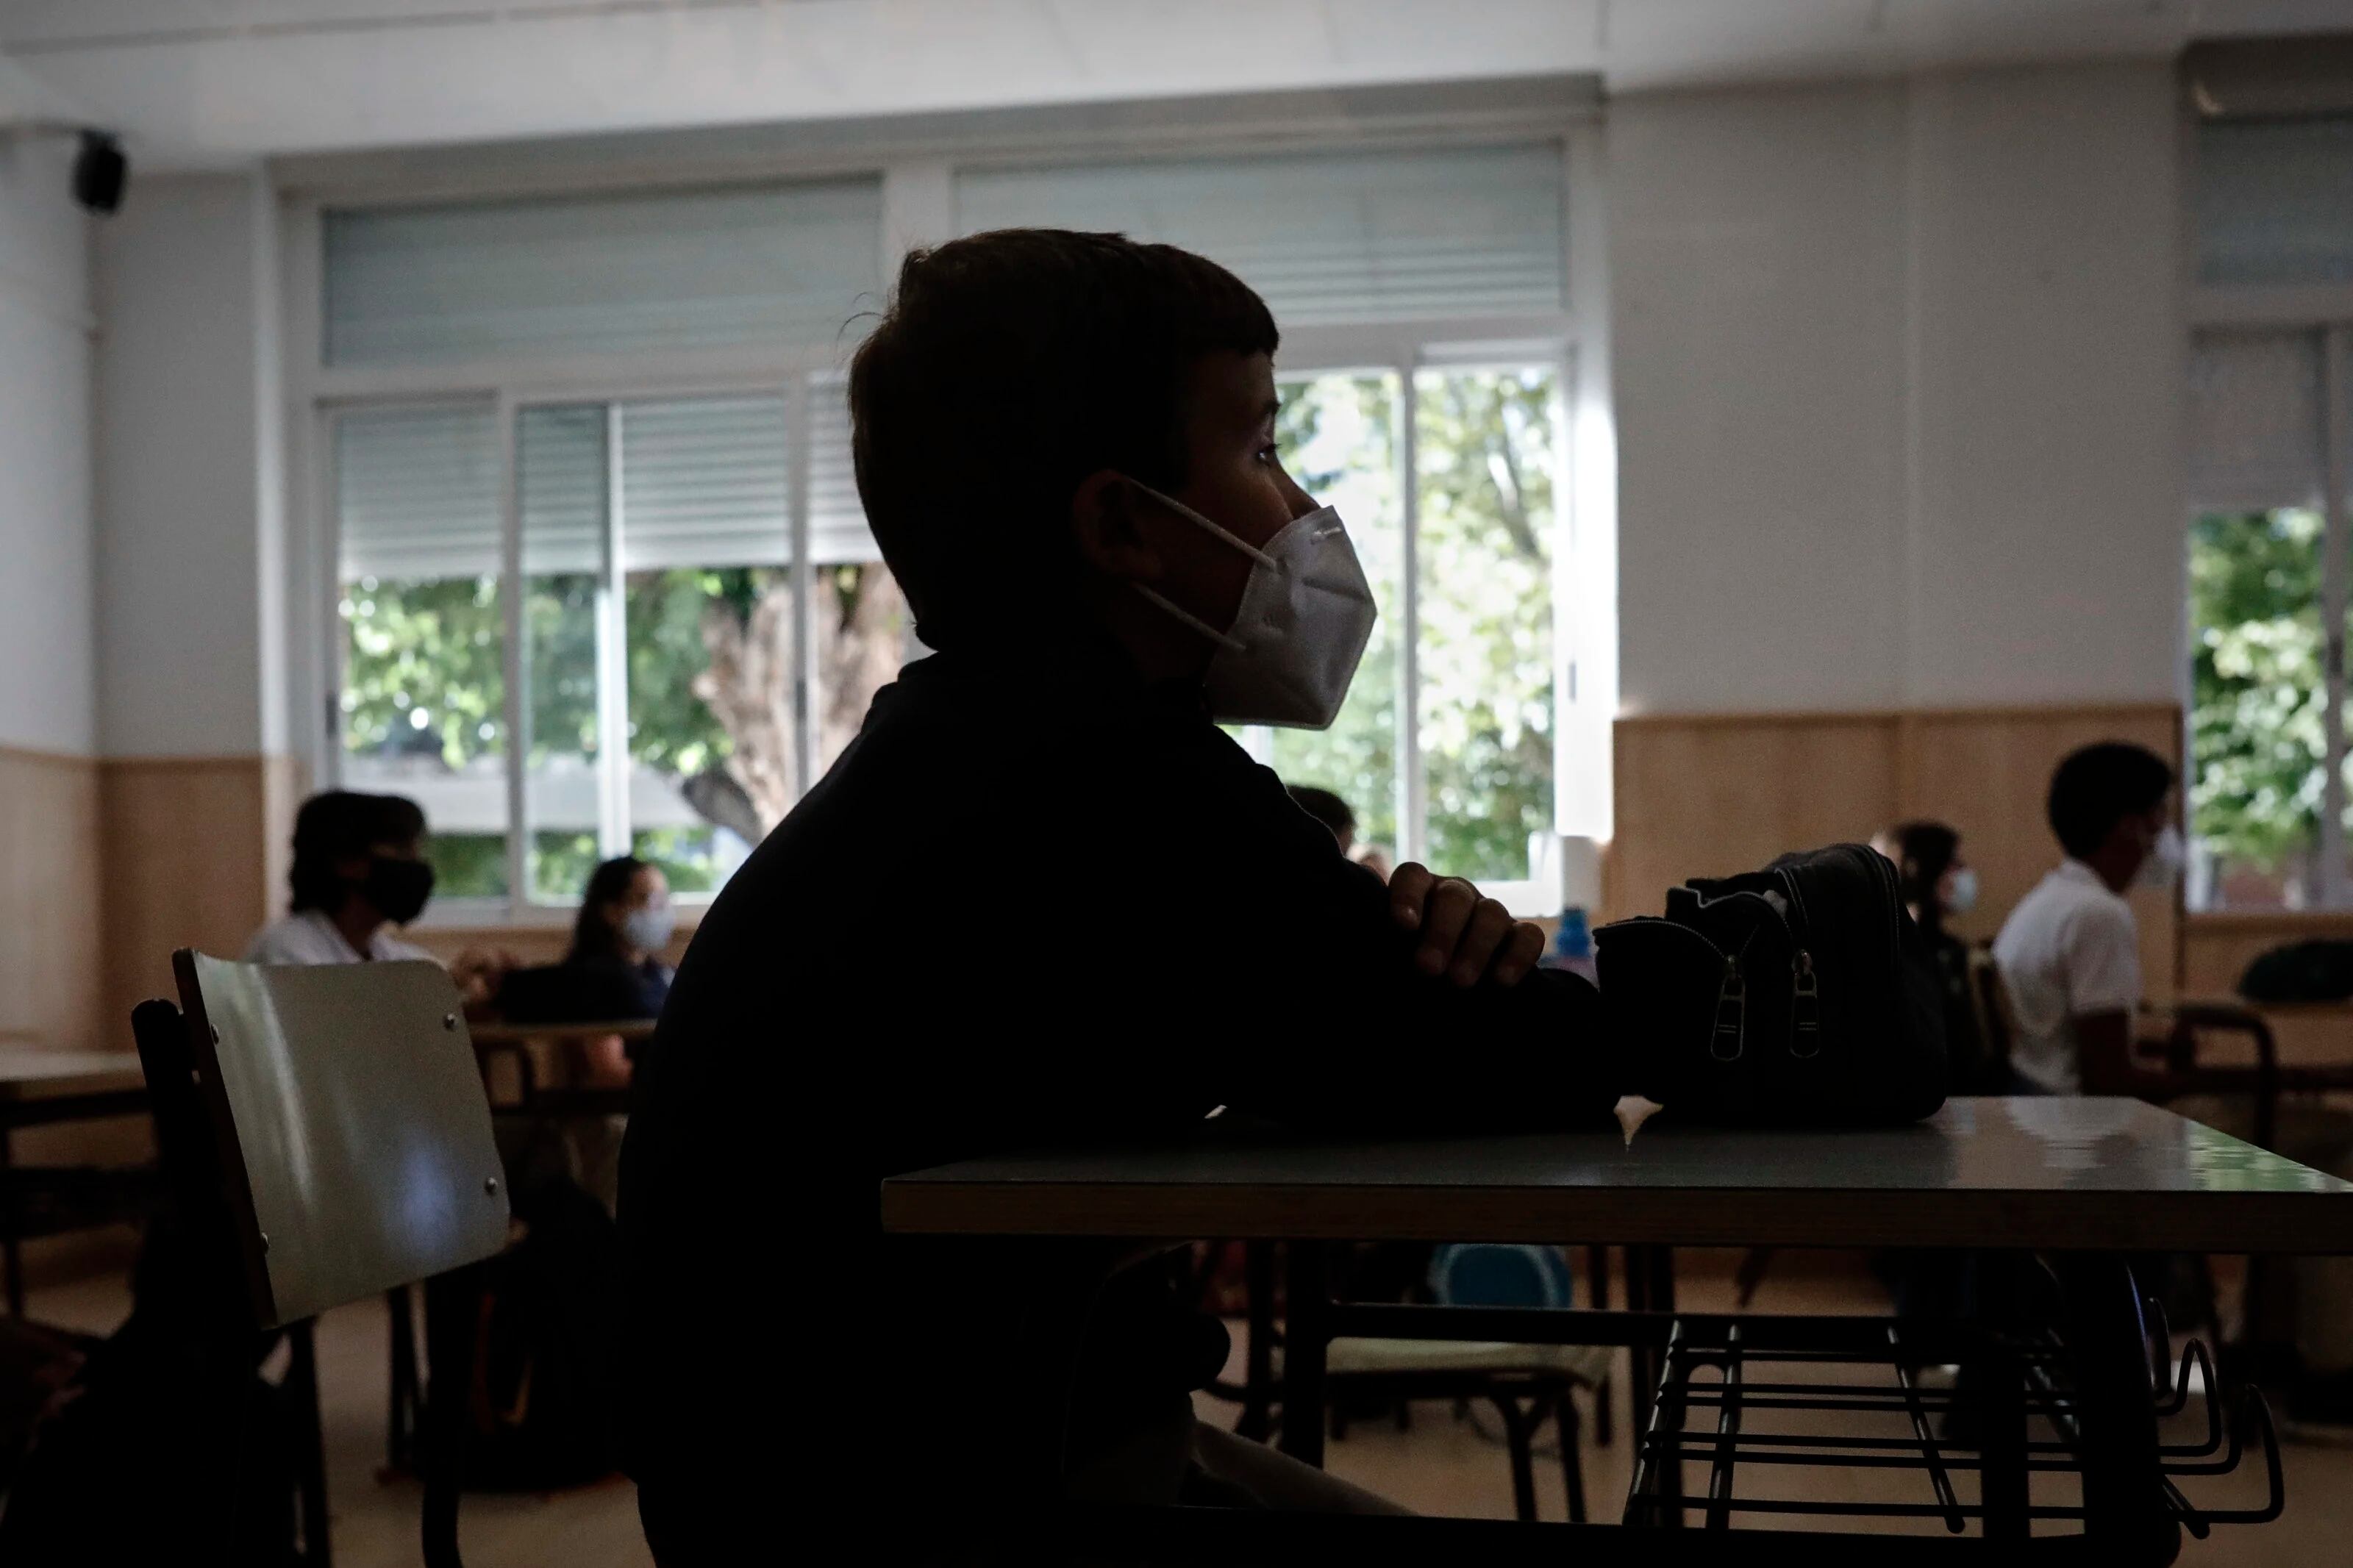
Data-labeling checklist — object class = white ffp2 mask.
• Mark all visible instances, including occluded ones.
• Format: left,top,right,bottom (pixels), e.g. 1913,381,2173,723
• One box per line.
1943,867,1979,917
2139,824,2186,890
1128,484,1377,729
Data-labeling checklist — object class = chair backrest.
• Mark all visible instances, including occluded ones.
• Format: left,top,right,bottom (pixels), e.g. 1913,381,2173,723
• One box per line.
172,951,510,1329
1967,946,2015,1073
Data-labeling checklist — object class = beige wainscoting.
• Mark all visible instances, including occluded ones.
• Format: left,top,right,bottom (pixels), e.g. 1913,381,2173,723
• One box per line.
97,753,304,1031
1610,704,2182,998
0,746,104,1054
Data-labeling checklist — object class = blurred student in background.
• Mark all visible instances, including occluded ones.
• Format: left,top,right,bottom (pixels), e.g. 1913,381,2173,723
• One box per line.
1992,742,2181,1097
246,790,437,964
499,855,678,1089
245,790,515,1009
1286,783,1391,881
1871,820,1993,1092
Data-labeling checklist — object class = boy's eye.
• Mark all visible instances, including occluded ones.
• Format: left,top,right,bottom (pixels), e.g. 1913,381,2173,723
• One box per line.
1254,445,1280,465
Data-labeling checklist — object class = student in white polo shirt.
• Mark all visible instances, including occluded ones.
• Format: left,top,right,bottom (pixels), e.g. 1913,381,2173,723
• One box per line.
245,790,440,964
1992,742,2181,1095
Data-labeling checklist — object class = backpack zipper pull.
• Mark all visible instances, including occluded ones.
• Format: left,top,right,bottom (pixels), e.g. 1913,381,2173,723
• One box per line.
1790,950,1821,1059
1711,956,1746,1062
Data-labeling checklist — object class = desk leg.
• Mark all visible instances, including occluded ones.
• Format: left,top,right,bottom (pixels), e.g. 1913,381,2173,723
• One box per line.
2054,1256,2177,1564
1239,1242,1276,1442
1278,1240,1329,1468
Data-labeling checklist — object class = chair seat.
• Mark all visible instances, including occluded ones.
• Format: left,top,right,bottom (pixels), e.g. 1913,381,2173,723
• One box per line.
1280,1336,1613,1383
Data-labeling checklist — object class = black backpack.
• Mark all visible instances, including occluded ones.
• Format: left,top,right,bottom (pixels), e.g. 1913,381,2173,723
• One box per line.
1595,843,1946,1125
2239,939,2353,1004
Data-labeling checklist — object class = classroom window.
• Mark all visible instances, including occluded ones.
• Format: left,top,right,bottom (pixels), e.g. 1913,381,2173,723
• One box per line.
314,137,1595,915
2185,330,2345,909
1240,364,1563,882
2185,113,2353,910
334,384,900,912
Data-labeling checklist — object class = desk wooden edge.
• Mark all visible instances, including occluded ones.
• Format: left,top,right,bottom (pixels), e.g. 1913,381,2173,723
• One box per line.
879,1179,2353,1256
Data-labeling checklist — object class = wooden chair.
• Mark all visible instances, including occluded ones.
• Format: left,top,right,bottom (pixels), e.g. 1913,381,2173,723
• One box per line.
132,951,511,1568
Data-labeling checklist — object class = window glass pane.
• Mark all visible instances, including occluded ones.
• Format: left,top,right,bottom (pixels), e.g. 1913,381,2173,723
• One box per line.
335,404,509,897
809,375,909,778
518,404,608,904
2188,508,2325,909
1415,366,1559,883
621,393,797,892
625,566,787,893
1263,372,1402,860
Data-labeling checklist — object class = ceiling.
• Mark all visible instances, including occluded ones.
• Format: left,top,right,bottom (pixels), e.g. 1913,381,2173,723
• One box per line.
0,0,2344,169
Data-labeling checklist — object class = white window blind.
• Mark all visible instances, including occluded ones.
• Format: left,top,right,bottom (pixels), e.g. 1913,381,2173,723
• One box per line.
337,403,500,581
807,376,877,565
519,404,607,576
324,179,885,367
2198,118,2353,288
621,397,792,571
2187,331,2327,512
954,143,1567,326
346,392,878,580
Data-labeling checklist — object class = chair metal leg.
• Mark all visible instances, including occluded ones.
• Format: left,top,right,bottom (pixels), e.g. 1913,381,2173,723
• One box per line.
286,1319,334,1566
421,1264,482,1568
1491,1395,1539,1522
1560,1386,1588,1524
1,1123,21,1317
387,1285,418,1472
1239,1241,1276,1442
1587,1244,1613,1447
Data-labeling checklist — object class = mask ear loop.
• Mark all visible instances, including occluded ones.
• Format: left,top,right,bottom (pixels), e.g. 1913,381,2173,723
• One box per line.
1122,479,1278,654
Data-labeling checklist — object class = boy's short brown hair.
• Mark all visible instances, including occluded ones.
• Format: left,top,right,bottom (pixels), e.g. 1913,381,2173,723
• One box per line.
848,229,1277,650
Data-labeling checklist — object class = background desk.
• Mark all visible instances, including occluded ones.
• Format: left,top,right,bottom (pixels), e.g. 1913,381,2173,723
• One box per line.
0,1050,152,1315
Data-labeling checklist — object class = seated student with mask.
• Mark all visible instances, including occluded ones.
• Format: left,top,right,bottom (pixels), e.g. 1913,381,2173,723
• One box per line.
1992,742,2185,1096
618,229,1618,1560
500,856,677,1025
246,791,438,965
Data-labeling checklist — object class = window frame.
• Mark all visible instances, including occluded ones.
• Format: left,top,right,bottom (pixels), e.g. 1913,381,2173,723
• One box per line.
285,115,1607,925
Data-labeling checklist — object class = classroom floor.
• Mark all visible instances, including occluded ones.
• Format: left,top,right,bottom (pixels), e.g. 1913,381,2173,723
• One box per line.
21,1249,2353,1564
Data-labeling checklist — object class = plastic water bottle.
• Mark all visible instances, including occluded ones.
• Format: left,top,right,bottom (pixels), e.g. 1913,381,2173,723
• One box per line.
1544,906,1598,984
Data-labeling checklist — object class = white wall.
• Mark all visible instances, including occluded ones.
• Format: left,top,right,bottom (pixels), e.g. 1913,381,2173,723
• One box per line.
0,137,95,755
1613,62,2182,715
93,171,285,757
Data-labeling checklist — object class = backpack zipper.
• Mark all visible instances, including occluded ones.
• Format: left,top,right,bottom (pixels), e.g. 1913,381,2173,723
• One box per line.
1776,865,1822,1060
1711,954,1746,1062
1790,950,1821,1058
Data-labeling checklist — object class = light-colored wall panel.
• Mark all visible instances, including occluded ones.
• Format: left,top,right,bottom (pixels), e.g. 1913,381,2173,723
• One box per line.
1610,712,1899,920
1610,702,2182,995
98,756,282,1028
0,748,104,1051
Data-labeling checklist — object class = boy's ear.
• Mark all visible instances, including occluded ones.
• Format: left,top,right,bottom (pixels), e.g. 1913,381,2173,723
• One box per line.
1069,469,1165,584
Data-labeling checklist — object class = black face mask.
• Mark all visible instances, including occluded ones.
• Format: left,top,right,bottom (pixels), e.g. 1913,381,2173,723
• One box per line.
361,856,435,926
